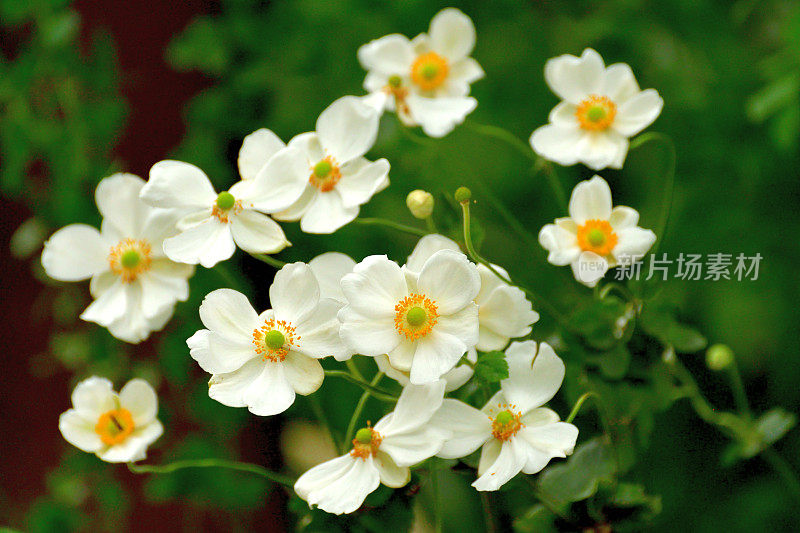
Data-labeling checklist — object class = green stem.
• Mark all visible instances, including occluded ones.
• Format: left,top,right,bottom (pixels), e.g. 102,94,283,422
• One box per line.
471,180,540,252
346,358,365,381
324,370,398,401
566,392,597,424
308,393,342,452
248,253,287,269
431,469,442,533
344,372,385,451
127,459,295,487
629,132,676,258
353,217,427,237
535,159,568,213
726,359,753,421
425,216,438,234
761,447,800,502
465,121,536,162
479,491,499,533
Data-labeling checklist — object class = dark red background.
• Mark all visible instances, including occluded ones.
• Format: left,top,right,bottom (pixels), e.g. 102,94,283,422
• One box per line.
1,2,286,530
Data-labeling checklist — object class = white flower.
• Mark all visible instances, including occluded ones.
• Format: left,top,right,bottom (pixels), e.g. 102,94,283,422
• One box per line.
338,250,480,384
530,48,663,170
41,174,194,343
358,7,484,137
374,349,477,393
307,252,357,304
140,160,291,268
59,376,163,463
237,128,286,181
257,96,389,234
294,380,449,514
187,263,351,416
538,175,656,286
432,341,578,491
405,234,539,351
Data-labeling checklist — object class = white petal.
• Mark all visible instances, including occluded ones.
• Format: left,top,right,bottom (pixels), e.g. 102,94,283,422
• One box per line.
141,160,216,209
208,358,264,408
568,175,613,223
138,265,191,319
417,249,480,314
246,146,312,213
59,409,103,452
294,454,380,515
538,223,581,266
529,124,583,166
299,190,359,234
374,354,411,387
336,157,390,209
608,206,640,230
243,362,296,416
95,173,148,237
308,252,355,302
600,63,640,102
408,329,468,384
80,278,128,326
283,351,324,395
340,255,408,317
199,288,259,341
406,94,476,138
441,348,477,392
429,8,476,61
477,281,538,349
270,262,320,324
316,96,379,163
476,437,501,475
272,184,316,222
432,399,492,459
447,57,484,88
140,209,185,253
188,329,254,375
238,128,285,181
378,425,449,467
97,426,160,463
435,303,479,347
70,376,116,420
163,219,236,268
580,131,630,170
119,378,158,427
41,224,109,281
572,252,609,286
374,452,410,488
405,234,460,274
357,34,415,74
294,299,351,361
473,437,527,491
230,209,289,254
500,341,565,413
543,48,605,104
338,309,401,356
375,380,446,437
612,227,656,260
518,421,579,474
613,89,663,137
386,338,417,371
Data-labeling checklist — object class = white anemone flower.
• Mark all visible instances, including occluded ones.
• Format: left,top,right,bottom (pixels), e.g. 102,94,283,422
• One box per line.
41,174,194,343
432,341,578,491
530,48,664,170
374,349,477,393
294,380,449,514
338,250,480,384
255,96,389,234
538,175,656,286
187,263,351,416
237,128,286,181
404,234,539,352
140,160,291,268
59,376,163,463
358,7,484,137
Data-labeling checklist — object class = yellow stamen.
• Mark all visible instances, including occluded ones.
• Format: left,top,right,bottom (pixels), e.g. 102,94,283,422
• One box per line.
350,425,383,460
410,51,449,91
489,404,523,441
575,95,617,131
394,293,438,341
252,318,299,362
108,238,152,283
576,219,618,256
95,408,135,446
308,156,342,192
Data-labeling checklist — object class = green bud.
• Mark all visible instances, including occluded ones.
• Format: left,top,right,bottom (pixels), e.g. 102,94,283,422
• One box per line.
120,249,141,269
406,189,434,219
706,343,734,371
264,330,285,350
355,427,373,444
388,75,403,88
216,191,236,210
495,410,514,426
406,306,427,327
455,186,472,204
314,160,332,178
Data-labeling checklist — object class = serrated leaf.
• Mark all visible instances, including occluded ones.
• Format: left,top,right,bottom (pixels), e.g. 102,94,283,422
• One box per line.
473,350,508,384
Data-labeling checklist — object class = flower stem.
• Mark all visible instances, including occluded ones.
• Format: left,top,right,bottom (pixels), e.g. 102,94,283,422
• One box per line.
425,216,438,234
566,391,597,424
127,459,295,487
479,491,499,533
343,372,385,452
353,217,428,237
761,447,800,502
464,120,536,162
248,253,287,269
726,359,753,421
323,370,398,401
431,469,443,533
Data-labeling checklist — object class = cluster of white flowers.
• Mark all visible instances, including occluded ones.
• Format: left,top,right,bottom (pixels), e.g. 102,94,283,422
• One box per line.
47,6,667,519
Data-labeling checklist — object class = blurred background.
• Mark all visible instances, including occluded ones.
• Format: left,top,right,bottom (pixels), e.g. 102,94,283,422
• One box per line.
2,0,800,531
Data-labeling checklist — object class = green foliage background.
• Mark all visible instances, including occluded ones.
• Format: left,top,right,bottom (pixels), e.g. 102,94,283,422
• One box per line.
3,0,800,531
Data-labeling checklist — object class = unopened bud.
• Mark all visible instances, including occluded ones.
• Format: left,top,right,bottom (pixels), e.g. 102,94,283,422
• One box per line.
406,190,434,219
706,344,734,371
455,186,472,204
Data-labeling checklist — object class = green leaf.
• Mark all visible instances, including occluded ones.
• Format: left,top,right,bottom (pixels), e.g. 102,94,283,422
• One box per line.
640,301,707,353
513,504,558,533
570,296,628,350
537,437,617,505
473,350,508,384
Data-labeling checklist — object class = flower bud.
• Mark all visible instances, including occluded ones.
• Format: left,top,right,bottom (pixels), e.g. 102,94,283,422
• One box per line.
706,343,734,371
406,190,434,219
455,186,472,204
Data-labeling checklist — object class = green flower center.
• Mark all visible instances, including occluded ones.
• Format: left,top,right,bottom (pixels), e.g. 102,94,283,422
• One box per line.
263,330,285,350
495,410,514,426
587,228,606,247
406,306,427,327
216,191,236,210
355,427,373,444
420,63,439,80
388,75,403,88
313,160,332,178
586,106,607,122
120,249,141,269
